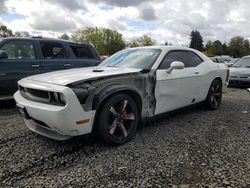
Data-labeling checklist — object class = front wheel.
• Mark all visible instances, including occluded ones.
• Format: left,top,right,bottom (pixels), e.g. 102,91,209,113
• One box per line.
96,93,139,145
205,79,222,110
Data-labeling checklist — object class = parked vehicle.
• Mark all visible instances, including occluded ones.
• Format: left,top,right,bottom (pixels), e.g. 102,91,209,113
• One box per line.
229,56,250,87
0,37,101,100
14,46,228,145
210,56,225,63
226,58,239,67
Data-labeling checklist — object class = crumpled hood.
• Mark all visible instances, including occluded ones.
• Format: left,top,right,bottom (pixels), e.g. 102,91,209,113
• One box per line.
26,66,142,86
230,67,250,76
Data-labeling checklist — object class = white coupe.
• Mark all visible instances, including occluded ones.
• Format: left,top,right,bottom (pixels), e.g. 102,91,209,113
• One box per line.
14,46,229,145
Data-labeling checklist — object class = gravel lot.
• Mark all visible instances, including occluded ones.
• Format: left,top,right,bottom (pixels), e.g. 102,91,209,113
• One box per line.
0,88,249,187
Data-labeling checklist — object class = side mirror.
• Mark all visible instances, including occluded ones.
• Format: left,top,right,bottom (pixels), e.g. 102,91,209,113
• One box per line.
166,61,185,73
0,50,8,59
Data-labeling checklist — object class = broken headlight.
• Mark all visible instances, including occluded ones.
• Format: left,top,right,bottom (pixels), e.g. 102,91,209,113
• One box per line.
72,87,89,104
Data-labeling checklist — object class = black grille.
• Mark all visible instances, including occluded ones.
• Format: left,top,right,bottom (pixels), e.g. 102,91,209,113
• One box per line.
19,86,65,106
19,86,50,103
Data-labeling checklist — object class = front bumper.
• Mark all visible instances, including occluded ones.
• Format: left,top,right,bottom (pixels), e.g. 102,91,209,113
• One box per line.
229,77,250,87
14,79,96,140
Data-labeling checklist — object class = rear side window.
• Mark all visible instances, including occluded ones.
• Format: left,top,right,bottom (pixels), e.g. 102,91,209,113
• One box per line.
0,40,36,60
41,42,67,59
159,51,203,69
70,45,95,59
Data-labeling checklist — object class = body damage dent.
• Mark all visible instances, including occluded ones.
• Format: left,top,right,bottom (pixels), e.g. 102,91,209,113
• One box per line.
68,71,156,118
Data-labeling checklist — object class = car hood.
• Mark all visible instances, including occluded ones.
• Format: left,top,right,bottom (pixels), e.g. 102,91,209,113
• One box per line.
230,67,250,76
26,66,142,86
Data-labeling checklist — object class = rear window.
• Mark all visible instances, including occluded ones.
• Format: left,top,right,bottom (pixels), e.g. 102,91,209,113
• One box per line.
70,45,95,59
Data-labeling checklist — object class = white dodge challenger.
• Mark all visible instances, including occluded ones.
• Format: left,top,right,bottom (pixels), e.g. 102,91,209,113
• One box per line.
14,46,229,145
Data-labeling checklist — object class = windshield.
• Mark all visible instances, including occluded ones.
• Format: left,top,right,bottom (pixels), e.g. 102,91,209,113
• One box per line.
233,57,250,68
99,49,162,70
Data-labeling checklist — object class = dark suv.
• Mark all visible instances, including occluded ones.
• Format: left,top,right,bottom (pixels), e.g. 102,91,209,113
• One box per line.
0,37,101,100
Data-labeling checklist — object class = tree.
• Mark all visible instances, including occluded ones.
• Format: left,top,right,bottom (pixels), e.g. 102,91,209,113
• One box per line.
128,35,156,48
14,31,22,37
189,30,204,51
243,39,250,55
0,25,13,38
211,40,223,56
204,40,213,56
58,33,70,40
71,27,126,55
228,36,245,58
128,40,140,48
137,35,155,46
222,43,228,55
14,31,31,37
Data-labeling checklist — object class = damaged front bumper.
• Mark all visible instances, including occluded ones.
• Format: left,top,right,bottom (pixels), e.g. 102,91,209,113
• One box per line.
14,79,96,140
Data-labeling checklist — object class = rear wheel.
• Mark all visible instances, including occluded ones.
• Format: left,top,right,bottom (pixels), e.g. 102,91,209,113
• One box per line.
205,79,222,110
96,93,139,145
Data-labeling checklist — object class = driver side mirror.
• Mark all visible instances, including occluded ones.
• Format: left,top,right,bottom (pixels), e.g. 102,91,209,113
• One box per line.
0,50,8,59
166,61,185,73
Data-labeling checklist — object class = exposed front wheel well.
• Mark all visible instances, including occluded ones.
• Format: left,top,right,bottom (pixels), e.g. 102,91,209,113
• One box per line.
93,90,142,128
214,77,222,85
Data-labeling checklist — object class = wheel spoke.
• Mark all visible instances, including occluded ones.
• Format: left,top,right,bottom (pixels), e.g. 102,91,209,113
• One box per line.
119,122,128,137
213,97,218,106
109,119,118,135
215,84,220,92
121,113,135,121
214,92,221,97
211,87,215,93
110,106,117,116
211,95,214,103
121,100,128,113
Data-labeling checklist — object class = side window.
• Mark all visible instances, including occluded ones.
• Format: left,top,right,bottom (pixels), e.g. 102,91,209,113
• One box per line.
158,51,203,69
41,42,67,59
185,51,203,67
0,41,36,60
70,45,95,59
158,51,179,69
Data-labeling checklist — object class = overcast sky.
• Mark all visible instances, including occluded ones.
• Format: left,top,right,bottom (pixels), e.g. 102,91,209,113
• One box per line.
0,0,249,45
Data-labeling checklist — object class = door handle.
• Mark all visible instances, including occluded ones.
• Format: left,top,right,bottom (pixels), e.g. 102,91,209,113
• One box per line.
32,64,40,68
195,72,199,74
64,63,71,67
0,73,6,76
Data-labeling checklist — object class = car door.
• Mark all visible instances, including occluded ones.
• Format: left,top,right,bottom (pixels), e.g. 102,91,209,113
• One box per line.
39,41,71,73
0,40,39,96
154,50,204,115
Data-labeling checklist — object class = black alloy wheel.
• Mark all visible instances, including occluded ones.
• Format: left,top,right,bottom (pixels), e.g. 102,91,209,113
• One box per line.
96,93,139,145
205,79,222,110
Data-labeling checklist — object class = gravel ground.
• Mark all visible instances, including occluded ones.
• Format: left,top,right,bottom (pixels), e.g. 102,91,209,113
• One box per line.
0,88,249,187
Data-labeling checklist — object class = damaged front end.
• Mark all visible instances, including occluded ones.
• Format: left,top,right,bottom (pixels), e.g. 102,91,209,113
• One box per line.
68,70,157,119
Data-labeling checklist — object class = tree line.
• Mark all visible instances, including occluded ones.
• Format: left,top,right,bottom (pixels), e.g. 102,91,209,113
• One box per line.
64,27,156,55
1,24,250,57
189,30,250,58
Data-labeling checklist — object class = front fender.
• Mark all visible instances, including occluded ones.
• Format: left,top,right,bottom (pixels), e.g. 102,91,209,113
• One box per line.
92,84,142,111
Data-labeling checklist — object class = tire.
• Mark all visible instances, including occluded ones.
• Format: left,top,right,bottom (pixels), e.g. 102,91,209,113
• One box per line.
205,79,222,110
96,93,139,145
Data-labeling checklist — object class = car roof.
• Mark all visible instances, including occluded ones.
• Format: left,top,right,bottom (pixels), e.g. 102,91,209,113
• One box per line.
1,37,91,46
126,46,207,58
131,46,194,51
242,55,250,58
